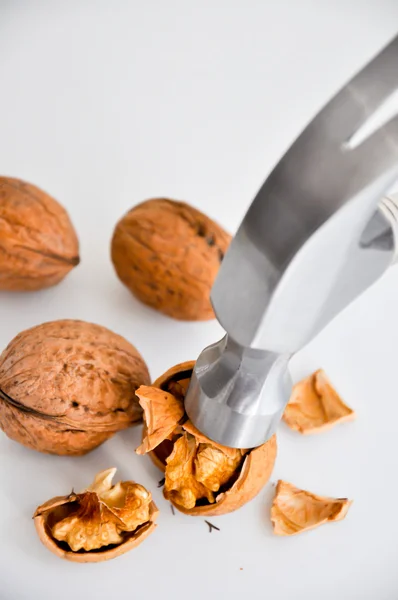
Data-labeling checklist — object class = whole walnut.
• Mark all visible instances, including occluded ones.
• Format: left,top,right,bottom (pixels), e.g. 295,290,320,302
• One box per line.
0,177,79,291
136,362,277,516
0,320,150,455
111,199,231,320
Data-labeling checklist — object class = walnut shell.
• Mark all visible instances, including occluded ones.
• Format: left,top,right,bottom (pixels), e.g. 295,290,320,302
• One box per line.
271,480,352,536
34,468,158,562
111,199,231,320
283,369,355,434
136,362,277,516
0,177,79,291
0,320,150,455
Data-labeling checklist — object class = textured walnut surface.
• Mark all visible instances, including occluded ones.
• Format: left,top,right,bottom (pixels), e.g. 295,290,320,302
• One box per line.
0,177,79,290
111,198,231,320
0,320,150,455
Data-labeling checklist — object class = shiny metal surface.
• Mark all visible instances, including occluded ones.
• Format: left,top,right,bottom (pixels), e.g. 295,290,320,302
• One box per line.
186,336,291,448
378,192,398,262
185,35,398,448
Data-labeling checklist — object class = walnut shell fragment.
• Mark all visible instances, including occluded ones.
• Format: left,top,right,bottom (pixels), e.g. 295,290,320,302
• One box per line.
283,369,355,434
34,468,158,562
136,361,277,516
271,480,352,536
0,177,79,291
111,198,231,320
0,320,150,455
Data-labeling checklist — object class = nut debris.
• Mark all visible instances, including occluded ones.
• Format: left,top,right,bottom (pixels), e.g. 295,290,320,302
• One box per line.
271,480,352,536
204,520,220,533
283,369,355,434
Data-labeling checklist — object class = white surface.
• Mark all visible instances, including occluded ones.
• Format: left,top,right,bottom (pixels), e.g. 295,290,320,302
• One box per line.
0,1,398,599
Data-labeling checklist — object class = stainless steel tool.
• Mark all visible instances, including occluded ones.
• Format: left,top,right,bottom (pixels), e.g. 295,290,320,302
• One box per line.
185,34,398,449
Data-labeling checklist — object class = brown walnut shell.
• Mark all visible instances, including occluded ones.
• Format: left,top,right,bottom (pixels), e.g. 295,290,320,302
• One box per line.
111,198,231,320
0,177,79,291
0,320,150,455
34,468,158,562
137,361,277,516
271,480,352,536
283,369,355,434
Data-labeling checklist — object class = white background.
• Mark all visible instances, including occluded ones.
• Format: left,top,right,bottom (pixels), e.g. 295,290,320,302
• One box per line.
1,1,398,599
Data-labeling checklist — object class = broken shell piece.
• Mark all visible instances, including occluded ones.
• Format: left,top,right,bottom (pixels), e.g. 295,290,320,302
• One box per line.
271,480,352,536
33,468,158,562
136,361,277,516
283,369,355,434
135,386,185,455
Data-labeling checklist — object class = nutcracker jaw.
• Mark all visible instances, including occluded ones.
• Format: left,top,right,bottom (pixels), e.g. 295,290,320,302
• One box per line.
185,35,398,448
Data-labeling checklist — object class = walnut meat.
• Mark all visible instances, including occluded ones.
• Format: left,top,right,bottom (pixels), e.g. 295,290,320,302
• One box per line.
111,199,231,320
34,468,158,562
0,177,79,291
136,361,277,516
271,480,352,536
0,320,150,455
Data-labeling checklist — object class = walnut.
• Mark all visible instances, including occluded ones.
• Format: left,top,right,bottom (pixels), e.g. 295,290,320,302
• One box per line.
271,480,352,536
0,320,150,455
283,369,355,434
0,177,79,291
34,468,158,562
136,361,277,516
111,199,231,320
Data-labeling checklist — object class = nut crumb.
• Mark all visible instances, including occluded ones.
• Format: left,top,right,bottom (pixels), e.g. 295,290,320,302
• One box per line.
204,520,220,533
